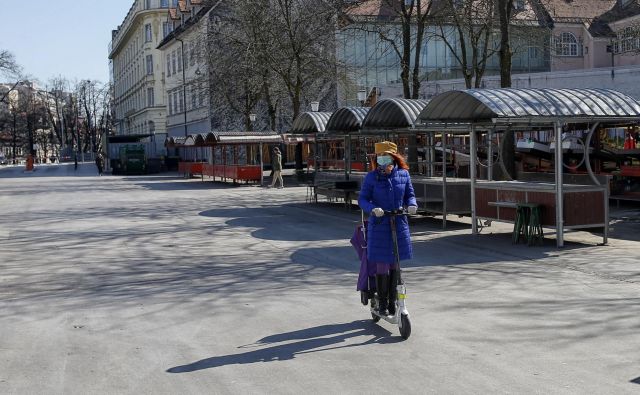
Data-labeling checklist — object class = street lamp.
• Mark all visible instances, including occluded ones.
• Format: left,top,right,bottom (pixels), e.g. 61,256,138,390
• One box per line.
310,101,319,112
249,113,256,131
357,89,367,105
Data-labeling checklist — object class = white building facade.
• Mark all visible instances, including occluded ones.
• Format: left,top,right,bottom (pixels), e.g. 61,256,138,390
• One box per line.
158,0,214,137
109,0,176,153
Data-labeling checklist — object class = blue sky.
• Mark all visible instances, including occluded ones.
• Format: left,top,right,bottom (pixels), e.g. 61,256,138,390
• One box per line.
0,0,134,84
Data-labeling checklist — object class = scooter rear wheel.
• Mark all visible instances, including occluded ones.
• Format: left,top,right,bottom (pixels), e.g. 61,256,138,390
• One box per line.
371,312,380,322
399,314,411,340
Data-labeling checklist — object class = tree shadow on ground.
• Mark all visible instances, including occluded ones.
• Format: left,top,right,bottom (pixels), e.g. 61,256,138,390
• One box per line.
166,320,399,373
199,205,350,242
0,163,100,178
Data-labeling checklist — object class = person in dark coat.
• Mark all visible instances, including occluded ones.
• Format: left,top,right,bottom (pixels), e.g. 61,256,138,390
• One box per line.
357,141,417,316
269,147,284,188
95,154,103,176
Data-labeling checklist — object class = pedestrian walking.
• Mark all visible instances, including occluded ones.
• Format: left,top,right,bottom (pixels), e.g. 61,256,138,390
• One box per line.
95,154,104,176
357,141,417,316
74,154,78,171
269,147,284,188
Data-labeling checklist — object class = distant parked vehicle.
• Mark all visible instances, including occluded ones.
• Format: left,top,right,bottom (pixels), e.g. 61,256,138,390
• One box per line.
0,156,8,165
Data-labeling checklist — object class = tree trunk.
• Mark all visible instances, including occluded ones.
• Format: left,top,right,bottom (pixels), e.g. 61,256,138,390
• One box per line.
401,14,412,99
498,0,513,88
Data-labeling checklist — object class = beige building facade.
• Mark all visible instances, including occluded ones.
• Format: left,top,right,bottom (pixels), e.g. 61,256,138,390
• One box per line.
109,0,175,151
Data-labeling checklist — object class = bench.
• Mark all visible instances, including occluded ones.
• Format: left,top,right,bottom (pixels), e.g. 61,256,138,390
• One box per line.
311,179,359,210
488,201,518,209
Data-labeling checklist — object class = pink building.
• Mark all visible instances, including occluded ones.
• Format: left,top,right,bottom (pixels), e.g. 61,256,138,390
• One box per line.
546,0,640,71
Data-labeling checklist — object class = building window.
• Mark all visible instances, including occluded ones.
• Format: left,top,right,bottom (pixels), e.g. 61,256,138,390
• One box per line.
166,54,171,76
514,0,525,10
145,0,151,9
168,93,173,115
146,55,153,75
177,50,182,72
555,32,579,56
191,85,197,109
147,87,155,107
145,24,152,43
171,0,177,6
618,27,638,53
163,22,171,38
161,0,169,7
198,83,204,107
173,91,179,113
189,42,196,66
172,51,177,75
528,46,538,59
179,90,184,112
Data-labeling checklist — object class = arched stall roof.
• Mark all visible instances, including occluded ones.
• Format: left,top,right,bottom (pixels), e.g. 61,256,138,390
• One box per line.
166,132,282,146
325,107,370,135
192,133,207,146
208,131,282,144
183,135,196,146
361,98,429,131
165,136,187,147
417,88,640,131
290,111,332,134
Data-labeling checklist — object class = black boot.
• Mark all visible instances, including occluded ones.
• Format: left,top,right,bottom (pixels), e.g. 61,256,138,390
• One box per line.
388,270,398,316
375,274,390,316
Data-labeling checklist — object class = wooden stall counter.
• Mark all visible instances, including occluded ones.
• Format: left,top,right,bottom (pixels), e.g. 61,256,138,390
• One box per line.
475,181,607,229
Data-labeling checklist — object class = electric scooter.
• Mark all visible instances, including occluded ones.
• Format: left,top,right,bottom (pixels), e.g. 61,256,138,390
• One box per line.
363,208,412,340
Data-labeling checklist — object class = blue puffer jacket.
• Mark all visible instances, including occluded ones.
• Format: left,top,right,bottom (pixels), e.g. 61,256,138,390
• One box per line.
358,166,417,264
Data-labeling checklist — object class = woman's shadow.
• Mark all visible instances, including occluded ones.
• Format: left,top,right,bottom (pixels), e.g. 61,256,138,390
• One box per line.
166,320,401,373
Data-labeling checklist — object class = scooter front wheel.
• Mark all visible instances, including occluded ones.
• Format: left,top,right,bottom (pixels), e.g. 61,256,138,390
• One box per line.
371,312,380,323
399,314,411,340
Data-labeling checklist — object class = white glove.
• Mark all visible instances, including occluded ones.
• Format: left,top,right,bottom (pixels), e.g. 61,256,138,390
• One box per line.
408,206,418,215
371,208,384,217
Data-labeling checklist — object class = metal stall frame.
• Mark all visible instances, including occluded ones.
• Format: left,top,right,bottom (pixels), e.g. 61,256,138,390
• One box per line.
416,88,640,247
287,111,332,173
359,98,473,229
324,106,371,179
168,131,281,184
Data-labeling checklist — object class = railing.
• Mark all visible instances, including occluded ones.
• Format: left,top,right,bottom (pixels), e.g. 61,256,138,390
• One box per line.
180,162,262,182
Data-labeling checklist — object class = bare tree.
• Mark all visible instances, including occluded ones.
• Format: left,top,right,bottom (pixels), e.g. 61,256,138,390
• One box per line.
205,0,340,143
77,80,104,153
497,0,514,88
0,49,21,78
430,0,497,89
343,0,433,99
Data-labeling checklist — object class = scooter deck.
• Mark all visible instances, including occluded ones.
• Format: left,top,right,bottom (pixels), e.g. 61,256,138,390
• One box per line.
370,308,399,325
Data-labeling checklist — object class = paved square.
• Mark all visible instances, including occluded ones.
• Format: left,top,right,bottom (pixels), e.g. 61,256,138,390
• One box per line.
1,164,639,394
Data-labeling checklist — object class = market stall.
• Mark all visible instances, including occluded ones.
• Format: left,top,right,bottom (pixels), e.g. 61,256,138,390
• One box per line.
168,131,281,184
416,88,640,247
287,111,331,171
358,98,471,227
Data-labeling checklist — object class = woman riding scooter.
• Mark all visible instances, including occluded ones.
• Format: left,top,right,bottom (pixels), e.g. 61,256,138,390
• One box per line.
357,141,417,316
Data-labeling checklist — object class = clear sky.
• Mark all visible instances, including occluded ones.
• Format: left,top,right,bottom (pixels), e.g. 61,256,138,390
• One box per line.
0,0,135,85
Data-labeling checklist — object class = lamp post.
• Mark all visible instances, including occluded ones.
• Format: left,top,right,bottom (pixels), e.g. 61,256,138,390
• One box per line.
309,102,319,174
606,41,617,79
250,113,263,186
357,89,366,106
175,37,188,137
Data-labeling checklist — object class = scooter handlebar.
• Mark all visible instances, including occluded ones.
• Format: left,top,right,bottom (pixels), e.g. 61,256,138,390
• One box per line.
383,208,408,215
